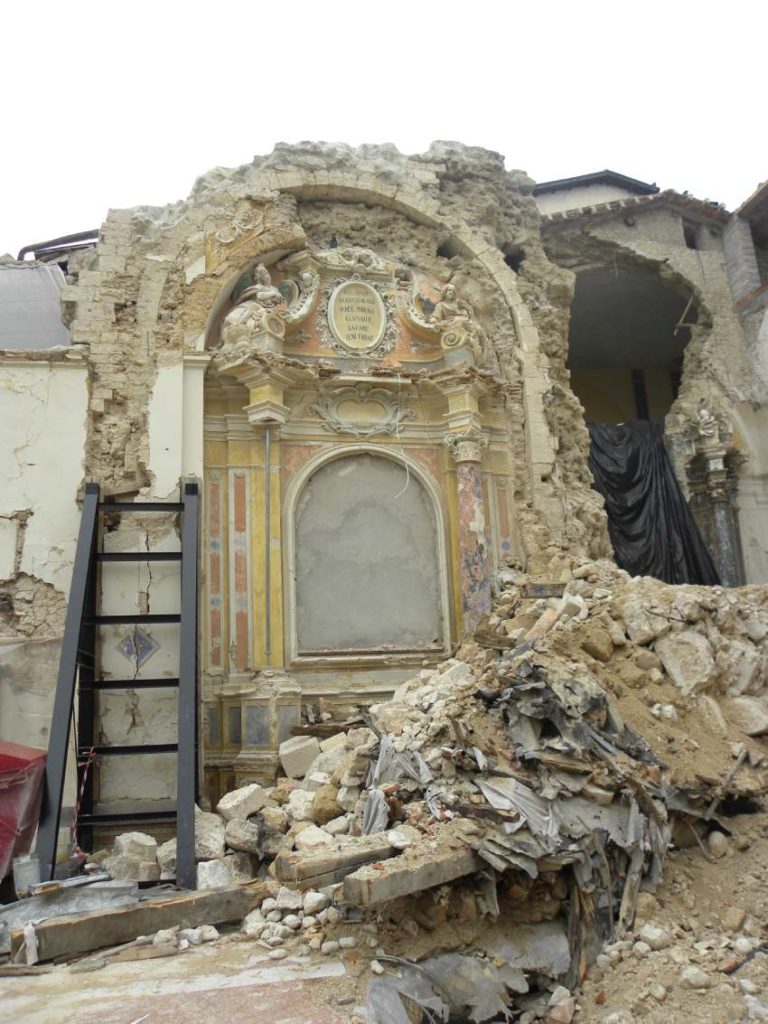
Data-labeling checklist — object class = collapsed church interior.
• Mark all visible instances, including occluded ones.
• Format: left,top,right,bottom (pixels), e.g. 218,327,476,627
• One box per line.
1,144,767,831
3,142,768,1021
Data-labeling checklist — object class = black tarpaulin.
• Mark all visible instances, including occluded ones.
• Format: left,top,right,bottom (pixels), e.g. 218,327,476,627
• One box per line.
587,420,719,585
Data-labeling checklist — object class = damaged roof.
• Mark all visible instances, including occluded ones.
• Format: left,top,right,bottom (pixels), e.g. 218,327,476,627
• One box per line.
533,170,659,196
0,260,70,349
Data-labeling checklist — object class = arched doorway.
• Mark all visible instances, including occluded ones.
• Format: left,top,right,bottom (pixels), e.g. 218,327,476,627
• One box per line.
290,452,446,657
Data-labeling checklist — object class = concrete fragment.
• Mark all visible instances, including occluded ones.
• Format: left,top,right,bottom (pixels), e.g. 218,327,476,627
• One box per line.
196,858,232,890
225,851,256,883
723,906,747,932
313,784,341,825
279,736,321,778
707,830,729,858
303,890,330,915
287,788,316,822
224,818,262,854
386,824,421,849
295,824,334,851
655,631,716,695
304,772,332,792
137,861,161,882
319,733,348,752
275,885,305,911
638,924,671,950
617,598,669,645
723,696,768,736
216,783,269,821
157,838,176,876
260,806,289,833
325,815,350,836
195,806,226,860
337,786,359,812
114,832,158,862
679,965,711,989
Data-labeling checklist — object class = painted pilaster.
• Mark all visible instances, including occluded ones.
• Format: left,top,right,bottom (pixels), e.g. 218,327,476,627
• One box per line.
444,432,492,631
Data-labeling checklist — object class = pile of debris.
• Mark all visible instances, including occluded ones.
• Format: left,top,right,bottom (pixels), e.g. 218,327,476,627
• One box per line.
5,558,768,1023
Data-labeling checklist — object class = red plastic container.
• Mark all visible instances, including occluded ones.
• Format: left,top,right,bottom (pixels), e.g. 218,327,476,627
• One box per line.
0,740,46,881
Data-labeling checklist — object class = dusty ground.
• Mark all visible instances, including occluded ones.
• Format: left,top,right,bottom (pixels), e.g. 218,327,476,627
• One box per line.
576,811,768,1024
0,938,367,1024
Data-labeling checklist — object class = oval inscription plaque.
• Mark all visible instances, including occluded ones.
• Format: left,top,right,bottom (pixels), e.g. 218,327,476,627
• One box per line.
328,281,386,351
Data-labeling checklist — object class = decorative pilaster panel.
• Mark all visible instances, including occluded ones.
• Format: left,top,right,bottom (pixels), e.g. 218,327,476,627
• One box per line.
206,471,225,668
229,469,252,670
445,432,492,632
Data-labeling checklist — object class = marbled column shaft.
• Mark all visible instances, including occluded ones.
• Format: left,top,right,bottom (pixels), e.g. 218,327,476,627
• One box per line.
456,460,492,630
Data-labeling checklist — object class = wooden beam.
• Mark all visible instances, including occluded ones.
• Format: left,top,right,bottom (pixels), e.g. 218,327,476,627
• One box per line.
343,843,482,906
11,887,252,963
275,839,394,888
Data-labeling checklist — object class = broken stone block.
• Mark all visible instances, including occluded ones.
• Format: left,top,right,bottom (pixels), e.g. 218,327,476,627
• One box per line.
718,640,761,696
295,824,334,851
195,805,226,860
346,728,375,749
224,817,262,854
260,806,288,833
157,838,177,876
304,771,332,792
216,782,269,821
617,598,669,646
723,696,768,736
114,831,158,862
196,857,232,890
105,854,143,880
313,784,341,825
337,785,360,812
137,860,161,882
225,851,257,882
319,732,348,753
325,814,350,836
287,788,316,822
305,746,350,779
279,736,321,778
275,885,305,911
303,890,330,915
580,623,613,663
655,630,716,695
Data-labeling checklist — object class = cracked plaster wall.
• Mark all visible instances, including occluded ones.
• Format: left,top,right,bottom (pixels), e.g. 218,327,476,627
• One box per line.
0,355,87,757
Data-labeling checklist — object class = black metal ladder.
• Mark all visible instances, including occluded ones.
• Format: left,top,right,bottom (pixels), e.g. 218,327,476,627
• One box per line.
36,481,200,888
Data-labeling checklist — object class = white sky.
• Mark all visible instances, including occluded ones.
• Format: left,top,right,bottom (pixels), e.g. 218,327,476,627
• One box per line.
1,0,764,258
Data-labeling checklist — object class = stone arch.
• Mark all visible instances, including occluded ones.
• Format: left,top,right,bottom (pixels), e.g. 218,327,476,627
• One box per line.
282,444,452,663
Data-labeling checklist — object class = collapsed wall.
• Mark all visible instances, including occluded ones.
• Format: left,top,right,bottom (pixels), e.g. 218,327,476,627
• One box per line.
89,554,768,1021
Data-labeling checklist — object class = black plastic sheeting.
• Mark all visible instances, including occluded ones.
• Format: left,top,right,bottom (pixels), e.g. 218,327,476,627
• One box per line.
588,420,719,585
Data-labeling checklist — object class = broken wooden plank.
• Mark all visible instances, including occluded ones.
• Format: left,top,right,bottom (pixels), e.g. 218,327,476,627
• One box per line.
275,838,394,888
10,886,252,963
343,841,483,906
0,964,55,976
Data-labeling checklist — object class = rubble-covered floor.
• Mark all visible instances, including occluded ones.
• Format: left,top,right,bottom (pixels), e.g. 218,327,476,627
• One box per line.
3,557,768,1023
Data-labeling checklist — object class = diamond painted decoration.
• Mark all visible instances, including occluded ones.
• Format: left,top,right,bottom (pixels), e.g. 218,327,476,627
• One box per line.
117,626,159,668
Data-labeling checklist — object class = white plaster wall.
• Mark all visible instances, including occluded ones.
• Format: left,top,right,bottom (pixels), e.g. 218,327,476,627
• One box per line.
148,362,184,499
535,184,637,216
0,359,87,592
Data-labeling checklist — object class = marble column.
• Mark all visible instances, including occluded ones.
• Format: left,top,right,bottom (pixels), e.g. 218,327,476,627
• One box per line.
704,449,745,587
446,432,492,631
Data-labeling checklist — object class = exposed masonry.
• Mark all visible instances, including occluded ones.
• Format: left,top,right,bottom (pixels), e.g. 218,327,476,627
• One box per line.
61,142,612,565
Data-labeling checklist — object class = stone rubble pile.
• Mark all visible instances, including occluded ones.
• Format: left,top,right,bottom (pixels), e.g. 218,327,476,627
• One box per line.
98,558,768,1022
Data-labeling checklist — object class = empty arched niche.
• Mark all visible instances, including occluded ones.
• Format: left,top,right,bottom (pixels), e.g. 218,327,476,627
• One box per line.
293,453,445,655
568,266,696,422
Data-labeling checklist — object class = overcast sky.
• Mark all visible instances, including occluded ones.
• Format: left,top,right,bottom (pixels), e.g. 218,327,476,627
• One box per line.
1,0,763,258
